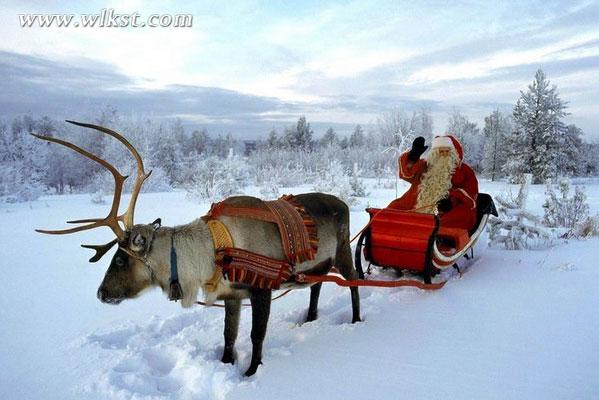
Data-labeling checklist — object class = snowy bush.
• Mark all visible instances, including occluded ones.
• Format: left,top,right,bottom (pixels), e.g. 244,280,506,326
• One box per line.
90,191,106,204
254,163,304,189
562,215,599,239
349,163,369,197
249,148,312,187
488,174,553,249
1,165,43,203
140,166,172,193
259,184,280,199
312,159,356,206
6,183,44,203
185,153,247,203
543,178,590,229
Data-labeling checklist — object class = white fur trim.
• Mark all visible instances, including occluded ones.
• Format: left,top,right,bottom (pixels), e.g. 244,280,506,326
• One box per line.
431,136,454,150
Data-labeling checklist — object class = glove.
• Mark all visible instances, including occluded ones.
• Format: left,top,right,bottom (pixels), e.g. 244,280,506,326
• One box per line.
407,137,428,162
437,198,453,213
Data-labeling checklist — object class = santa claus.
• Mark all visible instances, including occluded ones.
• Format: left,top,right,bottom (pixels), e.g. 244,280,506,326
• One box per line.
387,135,479,231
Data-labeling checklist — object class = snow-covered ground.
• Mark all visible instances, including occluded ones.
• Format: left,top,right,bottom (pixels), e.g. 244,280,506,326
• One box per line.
1,179,599,399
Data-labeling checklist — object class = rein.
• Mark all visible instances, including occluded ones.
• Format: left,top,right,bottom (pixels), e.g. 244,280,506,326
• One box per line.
125,201,442,309
195,289,293,308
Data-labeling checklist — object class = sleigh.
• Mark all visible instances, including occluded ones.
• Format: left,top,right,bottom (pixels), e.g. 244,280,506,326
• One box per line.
353,193,498,284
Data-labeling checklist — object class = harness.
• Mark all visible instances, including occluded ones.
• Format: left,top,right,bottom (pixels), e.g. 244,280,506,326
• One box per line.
203,219,233,292
201,195,318,292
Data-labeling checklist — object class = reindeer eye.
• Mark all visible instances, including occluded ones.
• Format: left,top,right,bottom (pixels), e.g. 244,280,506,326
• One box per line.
115,256,126,267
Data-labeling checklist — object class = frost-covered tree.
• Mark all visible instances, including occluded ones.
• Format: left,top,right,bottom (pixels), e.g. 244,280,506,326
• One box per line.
320,127,337,147
338,136,349,149
376,109,414,151
349,124,365,147
482,110,511,181
149,126,184,185
189,128,209,155
185,150,247,203
447,110,484,172
266,129,280,149
410,108,434,139
312,158,355,206
284,116,314,150
1,116,47,201
581,139,599,176
210,133,238,158
554,124,583,177
349,162,369,197
505,69,568,183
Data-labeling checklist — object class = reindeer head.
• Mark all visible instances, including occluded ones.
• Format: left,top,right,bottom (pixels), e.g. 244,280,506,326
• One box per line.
33,121,160,305
97,219,164,304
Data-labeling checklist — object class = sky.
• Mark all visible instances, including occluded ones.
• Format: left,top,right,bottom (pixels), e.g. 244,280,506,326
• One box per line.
1,0,599,138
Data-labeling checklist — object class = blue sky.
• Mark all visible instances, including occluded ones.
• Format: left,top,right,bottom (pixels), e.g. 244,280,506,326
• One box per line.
1,0,598,138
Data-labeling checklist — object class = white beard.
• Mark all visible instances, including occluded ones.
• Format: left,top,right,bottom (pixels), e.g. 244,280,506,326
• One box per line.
414,150,458,214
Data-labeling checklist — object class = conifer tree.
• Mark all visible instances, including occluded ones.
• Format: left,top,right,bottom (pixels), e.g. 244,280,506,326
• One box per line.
447,110,483,171
505,69,568,183
320,127,337,147
349,124,365,147
482,110,511,181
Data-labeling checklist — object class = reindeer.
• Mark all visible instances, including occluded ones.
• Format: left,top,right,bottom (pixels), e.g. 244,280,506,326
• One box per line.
33,121,361,376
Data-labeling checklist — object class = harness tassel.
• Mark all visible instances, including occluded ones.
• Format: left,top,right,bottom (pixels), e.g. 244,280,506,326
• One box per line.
169,235,184,301
169,280,183,301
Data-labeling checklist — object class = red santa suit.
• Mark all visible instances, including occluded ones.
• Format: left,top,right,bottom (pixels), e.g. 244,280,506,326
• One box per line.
387,135,479,231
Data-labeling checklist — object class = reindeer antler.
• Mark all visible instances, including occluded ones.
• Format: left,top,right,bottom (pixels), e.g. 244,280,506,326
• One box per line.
81,239,119,263
32,121,151,261
64,121,152,229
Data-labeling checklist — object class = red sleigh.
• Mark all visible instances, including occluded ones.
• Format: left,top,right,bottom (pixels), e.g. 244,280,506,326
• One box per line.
354,193,498,284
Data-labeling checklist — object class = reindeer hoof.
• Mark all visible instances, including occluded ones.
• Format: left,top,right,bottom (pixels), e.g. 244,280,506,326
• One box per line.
244,360,262,377
352,316,362,324
305,311,318,322
221,351,235,365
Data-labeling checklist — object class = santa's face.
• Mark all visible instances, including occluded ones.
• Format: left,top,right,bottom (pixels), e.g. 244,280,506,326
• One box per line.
427,146,458,168
437,147,451,157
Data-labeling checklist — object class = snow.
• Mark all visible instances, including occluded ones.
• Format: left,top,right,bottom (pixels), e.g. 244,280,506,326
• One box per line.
1,179,599,399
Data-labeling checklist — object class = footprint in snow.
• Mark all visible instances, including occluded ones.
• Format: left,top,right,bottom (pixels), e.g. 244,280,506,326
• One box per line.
86,322,139,349
83,311,242,399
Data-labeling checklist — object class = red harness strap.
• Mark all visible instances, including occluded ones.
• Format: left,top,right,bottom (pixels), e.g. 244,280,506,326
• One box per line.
215,248,294,290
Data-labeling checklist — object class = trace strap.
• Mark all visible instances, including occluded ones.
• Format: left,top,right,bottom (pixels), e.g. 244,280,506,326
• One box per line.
169,234,184,301
295,272,448,290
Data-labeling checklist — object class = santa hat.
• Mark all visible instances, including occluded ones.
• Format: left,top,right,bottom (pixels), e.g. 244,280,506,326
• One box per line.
430,135,463,161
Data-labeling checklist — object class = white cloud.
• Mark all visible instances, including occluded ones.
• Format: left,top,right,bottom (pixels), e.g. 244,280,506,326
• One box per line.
405,32,599,85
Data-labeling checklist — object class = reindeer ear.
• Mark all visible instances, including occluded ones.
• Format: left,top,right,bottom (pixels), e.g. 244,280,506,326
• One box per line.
151,218,161,231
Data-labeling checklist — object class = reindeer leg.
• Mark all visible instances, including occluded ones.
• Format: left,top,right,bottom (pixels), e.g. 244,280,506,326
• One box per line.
245,288,271,377
336,241,361,323
306,282,322,322
221,298,241,365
